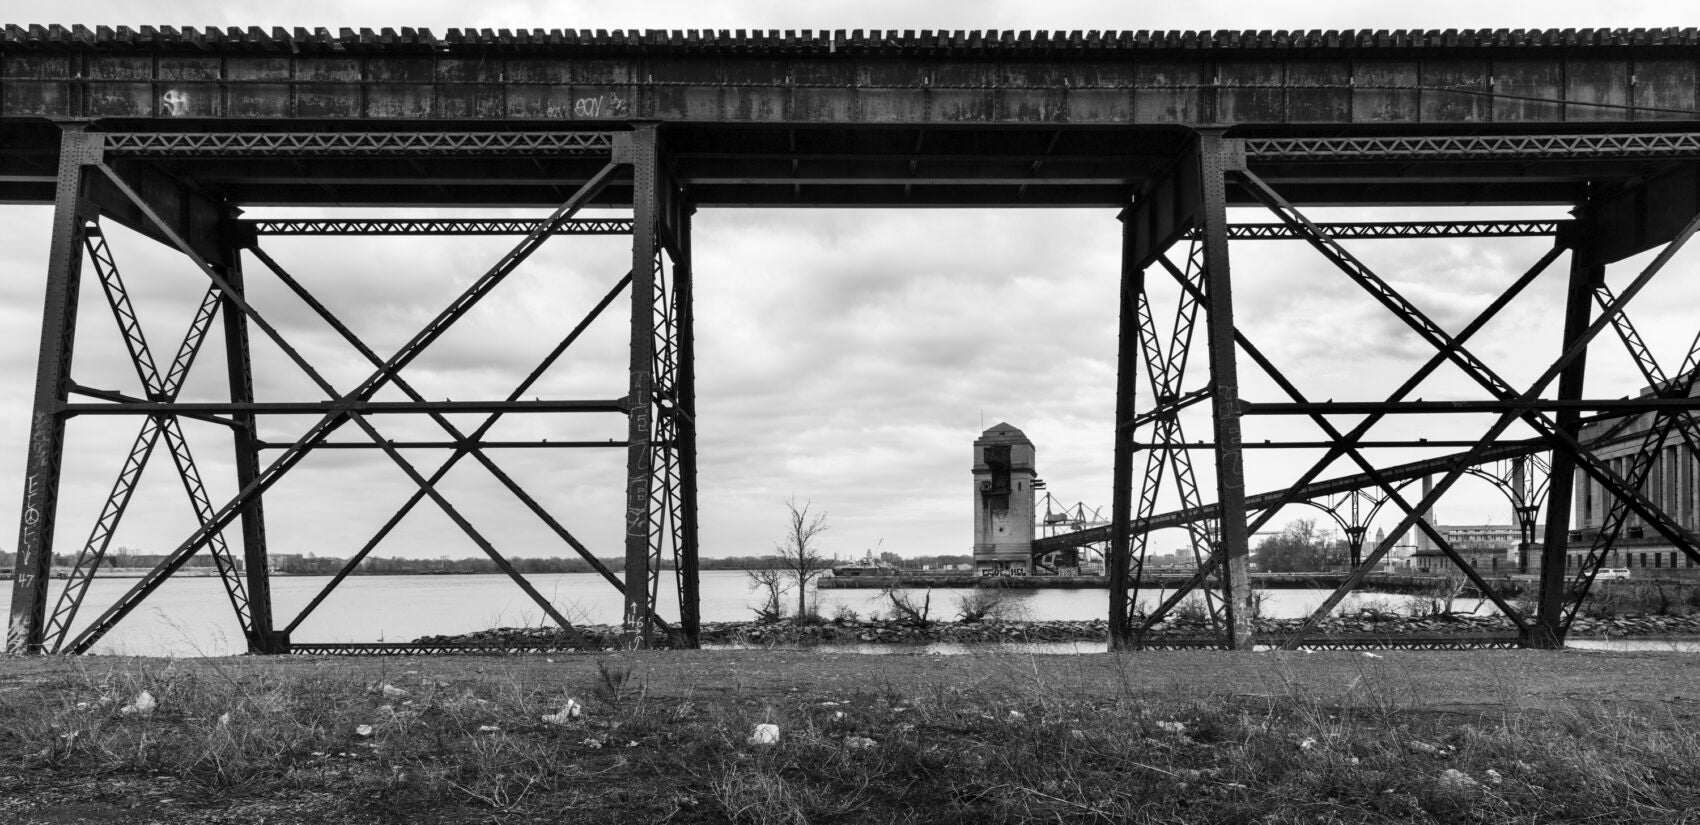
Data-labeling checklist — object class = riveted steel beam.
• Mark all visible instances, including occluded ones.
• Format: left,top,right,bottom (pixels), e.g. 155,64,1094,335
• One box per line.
245,218,634,236
1243,132,1700,162
1196,132,1254,650
1219,220,1564,240
7,128,96,654
101,131,619,157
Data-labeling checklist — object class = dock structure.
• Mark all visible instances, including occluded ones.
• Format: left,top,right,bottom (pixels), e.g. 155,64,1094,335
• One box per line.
2,26,1699,653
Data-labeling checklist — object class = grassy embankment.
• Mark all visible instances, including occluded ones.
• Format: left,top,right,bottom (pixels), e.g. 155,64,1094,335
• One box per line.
2,649,1699,824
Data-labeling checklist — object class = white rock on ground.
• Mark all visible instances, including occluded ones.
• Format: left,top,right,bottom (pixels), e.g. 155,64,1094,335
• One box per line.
1437,769,1481,792
541,699,583,726
119,691,156,716
748,723,781,745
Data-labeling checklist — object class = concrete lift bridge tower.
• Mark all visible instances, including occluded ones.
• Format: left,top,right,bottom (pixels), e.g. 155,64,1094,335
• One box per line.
973,423,1037,574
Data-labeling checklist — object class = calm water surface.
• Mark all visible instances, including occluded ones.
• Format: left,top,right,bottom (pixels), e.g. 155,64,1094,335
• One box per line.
1,570,1441,657
14,572,1681,656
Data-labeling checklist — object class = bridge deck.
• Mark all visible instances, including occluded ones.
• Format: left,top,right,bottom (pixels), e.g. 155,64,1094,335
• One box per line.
0,26,1696,207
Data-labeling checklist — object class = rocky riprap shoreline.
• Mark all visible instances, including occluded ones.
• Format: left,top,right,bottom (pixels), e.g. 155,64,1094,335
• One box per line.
416,611,1700,649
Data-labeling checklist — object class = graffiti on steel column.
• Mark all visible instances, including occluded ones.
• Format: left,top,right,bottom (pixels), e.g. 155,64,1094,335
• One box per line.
20,472,43,544
626,467,651,537
626,375,653,536
19,408,53,548
1216,414,1247,485
160,90,190,117
27,410,52,462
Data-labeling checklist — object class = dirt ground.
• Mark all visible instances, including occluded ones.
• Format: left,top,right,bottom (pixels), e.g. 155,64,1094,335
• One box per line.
3,647,1698,824
6,646,1700,721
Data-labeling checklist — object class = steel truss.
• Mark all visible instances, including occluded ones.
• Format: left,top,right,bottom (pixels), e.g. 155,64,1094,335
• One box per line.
102,131,619,156
1106,131,1700,651
248,219,635,236
1557,282,1700,632
1218,221,1563,241
6,127,699,655
1242,132,1700,161
1124,236,1228,634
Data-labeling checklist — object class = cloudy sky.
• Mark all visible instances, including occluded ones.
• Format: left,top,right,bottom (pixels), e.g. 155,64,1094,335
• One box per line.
2,0,1697,573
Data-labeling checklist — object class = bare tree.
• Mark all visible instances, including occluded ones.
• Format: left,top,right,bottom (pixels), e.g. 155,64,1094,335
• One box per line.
774,497,830,622
745,567,791,623
881,584,934,627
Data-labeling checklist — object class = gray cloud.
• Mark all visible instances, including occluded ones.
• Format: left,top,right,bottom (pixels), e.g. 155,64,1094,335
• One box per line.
5,0,1697,570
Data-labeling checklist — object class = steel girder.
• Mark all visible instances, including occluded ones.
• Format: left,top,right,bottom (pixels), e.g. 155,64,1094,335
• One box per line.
1554,277,1700,634
1237,172,1700,648
1238,176,1700,649
1125,237,1227,638
1166,235,1533,637
621,124,699,649
1043,438,1548,554
1461,455,1552,552
101,132,619,157
247,218,635,236
1242,133,1700,162
6,129,97,653
7,126,702,655
1218,220,1563,241
42,226,255,653
1105,129,1700,652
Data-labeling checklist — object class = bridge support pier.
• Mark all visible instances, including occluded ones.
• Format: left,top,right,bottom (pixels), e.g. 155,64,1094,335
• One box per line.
1196,132,1256,650
1530,225,1599,649
5,128,94,654
1101,134,1700,653
622,124,699,649
7,127,702,655
1109,131,1255,651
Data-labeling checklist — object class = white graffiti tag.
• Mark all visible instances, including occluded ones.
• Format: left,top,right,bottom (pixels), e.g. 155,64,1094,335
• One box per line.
160,90,190,117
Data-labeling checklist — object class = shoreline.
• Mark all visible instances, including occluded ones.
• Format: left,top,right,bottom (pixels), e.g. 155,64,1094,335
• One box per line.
416,610,1700,649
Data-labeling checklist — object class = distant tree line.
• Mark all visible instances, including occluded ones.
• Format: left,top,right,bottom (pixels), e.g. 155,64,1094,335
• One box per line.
1252,519,1349,572
0,548,973,576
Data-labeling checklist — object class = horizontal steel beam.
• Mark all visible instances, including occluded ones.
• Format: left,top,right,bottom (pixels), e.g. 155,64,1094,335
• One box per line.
256,440,627,449
1035,437,1546,551
1133,439,1540,449
100,132,621,157
1242,398,1700,414
246,218,634,236
69,384,239,429
1244,133,1700,161
62,399,627,416
1218,220,1564,240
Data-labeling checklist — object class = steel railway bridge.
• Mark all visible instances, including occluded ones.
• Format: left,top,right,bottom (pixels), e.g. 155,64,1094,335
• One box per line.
4,25,1700,653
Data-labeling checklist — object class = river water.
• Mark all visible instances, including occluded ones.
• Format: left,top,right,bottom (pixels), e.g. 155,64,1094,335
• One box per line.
5,571,1681,657
1,570,1443,656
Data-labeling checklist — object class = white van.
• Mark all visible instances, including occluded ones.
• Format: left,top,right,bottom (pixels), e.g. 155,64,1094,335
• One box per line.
1597,568,1631,580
